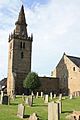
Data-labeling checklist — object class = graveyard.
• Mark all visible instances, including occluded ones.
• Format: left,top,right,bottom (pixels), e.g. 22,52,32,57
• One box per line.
0,94,80,120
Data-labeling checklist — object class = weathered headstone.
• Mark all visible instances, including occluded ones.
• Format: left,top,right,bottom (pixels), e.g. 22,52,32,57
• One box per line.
0,91,4,104
36,92,39,98
31,91,34,96
69,94,73,99
54,94,56,98
50,92,53,100
28,113,39,120
2,95,8,105
17,104,25,119
59,94,62,101
48,102,60,120
28,96,33,106
22,94,25,104
25,97,29,104
56,100,62,114
41,92,43,98
44,94,49,103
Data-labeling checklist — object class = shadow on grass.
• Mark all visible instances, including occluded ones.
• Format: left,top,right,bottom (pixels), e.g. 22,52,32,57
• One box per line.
24,115,30,118
62,110,73,113
10,103,18,105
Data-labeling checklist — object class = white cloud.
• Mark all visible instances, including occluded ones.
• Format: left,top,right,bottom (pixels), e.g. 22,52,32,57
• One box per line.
0,0,80,79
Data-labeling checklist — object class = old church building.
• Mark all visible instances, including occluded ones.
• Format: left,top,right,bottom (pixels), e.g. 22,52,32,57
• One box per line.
51,53,80,96
7,5,59,96
7,5,33,96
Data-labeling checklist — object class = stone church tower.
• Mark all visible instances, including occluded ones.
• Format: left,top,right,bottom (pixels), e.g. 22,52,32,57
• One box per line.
7,5,33,96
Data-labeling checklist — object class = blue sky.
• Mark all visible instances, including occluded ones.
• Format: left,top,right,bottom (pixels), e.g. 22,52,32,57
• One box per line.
0,0,80,80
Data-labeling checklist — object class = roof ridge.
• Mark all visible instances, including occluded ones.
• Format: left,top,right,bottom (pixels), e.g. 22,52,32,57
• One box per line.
66,55,80,59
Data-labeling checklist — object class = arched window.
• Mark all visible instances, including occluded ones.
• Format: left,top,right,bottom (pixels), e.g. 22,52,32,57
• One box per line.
21,52,24,59
20,42,22,49
23,42,25,49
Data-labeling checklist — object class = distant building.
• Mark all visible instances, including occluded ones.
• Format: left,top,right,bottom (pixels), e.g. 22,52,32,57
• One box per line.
51,53,80,95
7,5,33,96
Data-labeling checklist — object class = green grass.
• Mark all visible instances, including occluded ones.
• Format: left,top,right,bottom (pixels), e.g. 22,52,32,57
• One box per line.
0,96,80,120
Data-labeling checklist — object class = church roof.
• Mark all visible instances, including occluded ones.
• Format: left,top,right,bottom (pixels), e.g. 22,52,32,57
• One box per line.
66,55,80,67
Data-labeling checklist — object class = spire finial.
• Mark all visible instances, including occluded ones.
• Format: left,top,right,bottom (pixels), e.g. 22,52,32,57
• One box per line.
20,5,24,14
15,5,27,26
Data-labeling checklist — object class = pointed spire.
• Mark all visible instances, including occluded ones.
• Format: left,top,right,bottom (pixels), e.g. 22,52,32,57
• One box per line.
15,5,27,26
15,5,28,37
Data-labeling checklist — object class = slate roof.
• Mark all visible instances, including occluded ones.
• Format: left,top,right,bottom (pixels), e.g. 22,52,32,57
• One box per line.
0,78,7,87
66,55,80,67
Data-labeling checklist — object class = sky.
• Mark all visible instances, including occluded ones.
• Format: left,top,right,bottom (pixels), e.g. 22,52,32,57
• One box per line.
0,0,80,80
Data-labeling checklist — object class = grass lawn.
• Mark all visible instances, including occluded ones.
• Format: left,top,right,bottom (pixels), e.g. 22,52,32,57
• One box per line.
0,96,80,120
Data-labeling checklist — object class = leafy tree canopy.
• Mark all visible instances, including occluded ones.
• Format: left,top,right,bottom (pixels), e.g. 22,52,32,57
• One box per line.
23,72,41,91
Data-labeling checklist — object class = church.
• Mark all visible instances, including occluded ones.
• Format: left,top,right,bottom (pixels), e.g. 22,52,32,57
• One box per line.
2,5,80,96
7,5,59,96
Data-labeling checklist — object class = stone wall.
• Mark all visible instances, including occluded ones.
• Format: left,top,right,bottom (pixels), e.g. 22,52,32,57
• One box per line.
38,77,59,94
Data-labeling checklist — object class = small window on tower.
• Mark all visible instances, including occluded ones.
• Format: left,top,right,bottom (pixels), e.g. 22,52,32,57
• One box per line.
73,67,75,71
21,52,24,59
20,42,22,49
23,42,25,49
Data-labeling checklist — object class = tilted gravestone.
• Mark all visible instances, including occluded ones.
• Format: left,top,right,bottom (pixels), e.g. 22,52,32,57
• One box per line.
48,102,60,120
17,104,25,119
28,113,39,120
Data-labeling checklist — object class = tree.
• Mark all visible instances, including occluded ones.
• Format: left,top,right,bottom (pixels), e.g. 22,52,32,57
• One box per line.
23,72,41,91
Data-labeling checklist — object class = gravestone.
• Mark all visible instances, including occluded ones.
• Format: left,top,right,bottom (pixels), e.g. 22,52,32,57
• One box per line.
22,94,25,104
44,94,49,103
36,92,39,98
17,104,25,119
50,92,53,100
54,94,56,98
2,95,8,105
48,102,60,120
25,98,29,104
59,94,62,101
28,113,39,120
69,94,73,99
31,91,34,96
56,100,62,114
0,91,4,104
28,96,33,106
41,92,43,97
